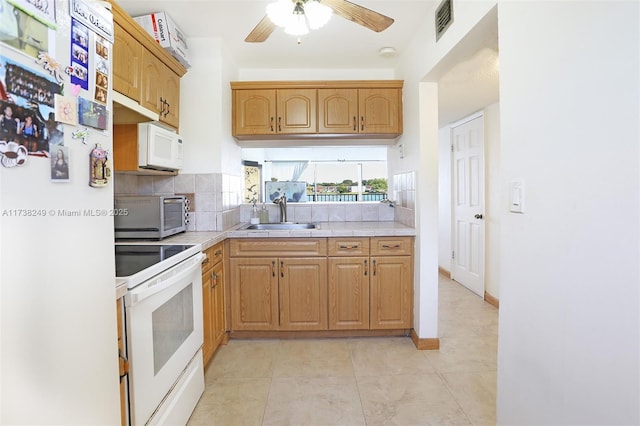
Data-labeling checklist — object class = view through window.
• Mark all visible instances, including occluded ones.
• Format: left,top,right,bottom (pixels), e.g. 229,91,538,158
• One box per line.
269,161,388,202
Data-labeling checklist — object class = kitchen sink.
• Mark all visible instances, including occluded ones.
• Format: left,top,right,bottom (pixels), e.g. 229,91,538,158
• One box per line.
242,222,318,230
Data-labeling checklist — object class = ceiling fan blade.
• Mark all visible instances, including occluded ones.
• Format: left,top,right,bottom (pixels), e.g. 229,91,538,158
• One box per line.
245,15,276,42
321,0,394,33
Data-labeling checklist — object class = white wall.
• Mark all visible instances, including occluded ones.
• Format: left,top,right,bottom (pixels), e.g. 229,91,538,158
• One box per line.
180,38,242,176
484,102,500,299
238,68,395,81
393,0,498,339
438,126,451,272
496,1,639,424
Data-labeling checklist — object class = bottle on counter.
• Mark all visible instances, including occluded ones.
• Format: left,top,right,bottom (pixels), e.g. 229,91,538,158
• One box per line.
250,203,260,224
259,202,269,223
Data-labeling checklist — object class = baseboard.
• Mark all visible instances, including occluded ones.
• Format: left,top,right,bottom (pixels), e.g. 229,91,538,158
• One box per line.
438,266,451,278
229,329,411,340
484,291,500,309
410,329,440,350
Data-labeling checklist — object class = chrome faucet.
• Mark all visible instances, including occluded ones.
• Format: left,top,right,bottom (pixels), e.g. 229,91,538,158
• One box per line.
273,193,287,223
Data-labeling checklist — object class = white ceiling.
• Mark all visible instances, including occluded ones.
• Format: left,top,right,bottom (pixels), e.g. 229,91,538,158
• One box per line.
116,0,500,127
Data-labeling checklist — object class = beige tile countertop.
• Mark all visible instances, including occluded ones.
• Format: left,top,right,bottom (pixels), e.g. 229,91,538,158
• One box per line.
159,221,415,250
116,278,128,299
226,221,416,239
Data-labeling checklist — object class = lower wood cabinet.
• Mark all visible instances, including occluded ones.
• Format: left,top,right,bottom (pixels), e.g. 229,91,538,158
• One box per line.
229,237,413,334
370,255,412,329
328,256,370,330
202,242,225,367
229,258,278,330
279,257,327,330
230,256,327,331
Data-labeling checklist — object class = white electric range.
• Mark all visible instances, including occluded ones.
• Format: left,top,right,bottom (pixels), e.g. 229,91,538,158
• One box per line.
115,242,204,425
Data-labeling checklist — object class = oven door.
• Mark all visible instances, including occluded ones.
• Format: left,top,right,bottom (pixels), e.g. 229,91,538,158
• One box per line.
125,252,204,425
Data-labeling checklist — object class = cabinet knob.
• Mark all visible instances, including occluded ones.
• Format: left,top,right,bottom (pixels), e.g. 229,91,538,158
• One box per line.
353,116,357,131
360,116,364,131
474,214,484,219
270,117,274,132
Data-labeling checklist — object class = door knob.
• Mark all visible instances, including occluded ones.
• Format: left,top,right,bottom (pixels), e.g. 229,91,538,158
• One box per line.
474,214,484,219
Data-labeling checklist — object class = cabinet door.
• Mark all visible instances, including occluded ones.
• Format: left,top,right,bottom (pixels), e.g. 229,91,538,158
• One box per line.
201,268,214,366
328,257,369,330
140,49,163,114
318,88,358,134
279,257,327,330
160,67,180,128
113,23,142,102
276,89,317,134
370,255,412,329
211,260,226,349
358,88,402,134
230,258,279,330
234,89,277,135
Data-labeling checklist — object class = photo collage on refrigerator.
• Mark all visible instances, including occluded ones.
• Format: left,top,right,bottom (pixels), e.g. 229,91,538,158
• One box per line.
0,0,113,185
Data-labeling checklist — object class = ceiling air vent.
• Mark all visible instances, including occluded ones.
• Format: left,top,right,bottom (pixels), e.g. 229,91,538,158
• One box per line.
436,0,453,41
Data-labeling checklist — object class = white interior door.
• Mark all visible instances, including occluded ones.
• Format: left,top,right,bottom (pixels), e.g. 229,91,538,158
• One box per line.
451,114,485,297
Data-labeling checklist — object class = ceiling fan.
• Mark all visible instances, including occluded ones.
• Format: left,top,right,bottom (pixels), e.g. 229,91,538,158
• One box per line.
245,0,394,43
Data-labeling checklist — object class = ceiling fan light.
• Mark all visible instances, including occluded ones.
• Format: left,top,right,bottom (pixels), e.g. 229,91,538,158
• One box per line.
266,0,294,28
305,1,332,30
284,13,309,36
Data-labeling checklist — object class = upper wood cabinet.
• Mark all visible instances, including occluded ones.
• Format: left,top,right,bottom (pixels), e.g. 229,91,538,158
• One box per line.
231,80,403,142
113,23,142,102
233,88,316,136
109,0,186,130
140,49,181,128
318,88,401,135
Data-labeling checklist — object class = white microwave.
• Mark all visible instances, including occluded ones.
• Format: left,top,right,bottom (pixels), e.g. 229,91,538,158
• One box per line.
138,123,183,171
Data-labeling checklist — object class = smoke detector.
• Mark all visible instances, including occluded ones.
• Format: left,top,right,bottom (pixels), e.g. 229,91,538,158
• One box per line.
378,47,397,58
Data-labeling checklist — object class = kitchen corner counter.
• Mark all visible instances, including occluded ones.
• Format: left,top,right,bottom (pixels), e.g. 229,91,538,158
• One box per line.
226,221,416,238
155,231,227,250
156,221,415,252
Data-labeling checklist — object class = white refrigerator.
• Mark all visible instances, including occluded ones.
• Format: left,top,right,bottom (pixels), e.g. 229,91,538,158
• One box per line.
0,0,120,423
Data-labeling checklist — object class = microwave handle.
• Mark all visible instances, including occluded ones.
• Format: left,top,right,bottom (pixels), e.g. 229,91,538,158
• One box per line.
126,253,204,306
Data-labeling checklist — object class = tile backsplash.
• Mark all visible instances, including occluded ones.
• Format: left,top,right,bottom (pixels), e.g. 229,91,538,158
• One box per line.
115,170,418,231
239,200,396,224
114,173,242,231
392,171,416,227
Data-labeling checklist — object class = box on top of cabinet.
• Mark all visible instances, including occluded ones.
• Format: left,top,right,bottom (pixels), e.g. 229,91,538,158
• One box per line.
134,12,191,68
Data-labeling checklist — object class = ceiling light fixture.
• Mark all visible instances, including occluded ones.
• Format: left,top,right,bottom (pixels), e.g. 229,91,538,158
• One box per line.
267,0,332,37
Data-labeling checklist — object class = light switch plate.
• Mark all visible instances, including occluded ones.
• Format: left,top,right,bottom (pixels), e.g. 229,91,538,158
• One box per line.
510,180,524,213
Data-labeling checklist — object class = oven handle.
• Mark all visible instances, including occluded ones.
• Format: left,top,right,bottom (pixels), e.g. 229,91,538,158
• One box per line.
127,252,205,306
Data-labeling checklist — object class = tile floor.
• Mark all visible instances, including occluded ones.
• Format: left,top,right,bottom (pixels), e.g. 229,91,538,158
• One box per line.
188,274,498,425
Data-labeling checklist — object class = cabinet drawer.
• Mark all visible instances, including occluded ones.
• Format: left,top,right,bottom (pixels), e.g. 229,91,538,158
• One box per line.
370,237,413,256
202,242,223,272
230,238,327,257
327,238,370,256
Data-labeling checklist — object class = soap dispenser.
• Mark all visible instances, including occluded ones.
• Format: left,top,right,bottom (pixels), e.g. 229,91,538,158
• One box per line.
259,202,269,223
